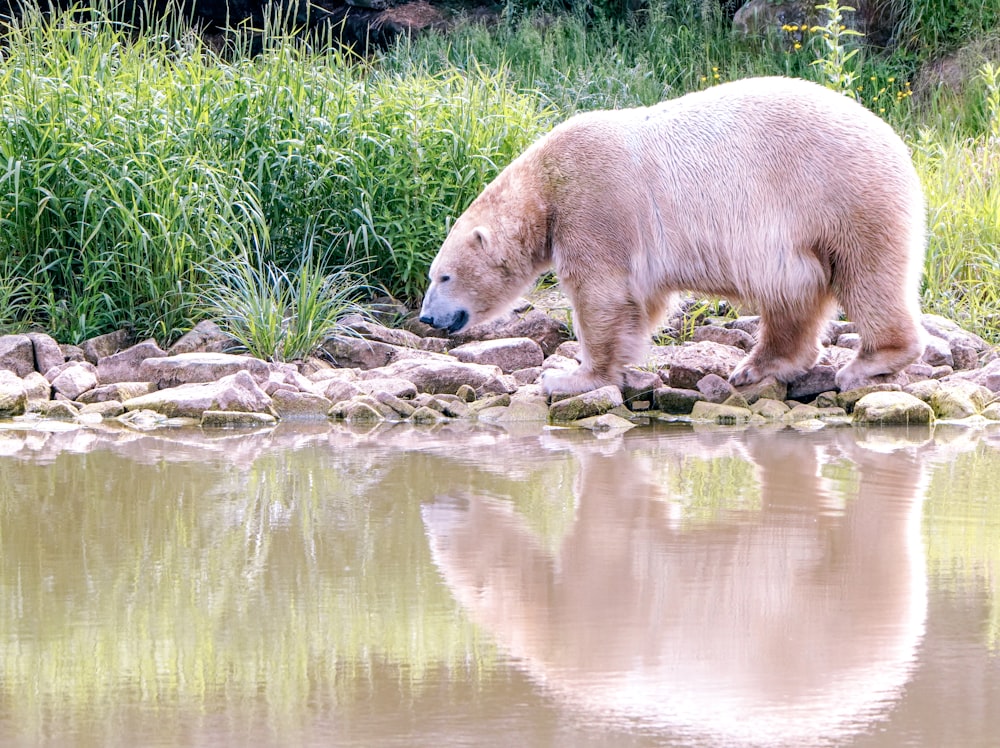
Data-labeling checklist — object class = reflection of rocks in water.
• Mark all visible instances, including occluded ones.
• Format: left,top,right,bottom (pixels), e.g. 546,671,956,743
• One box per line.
423,428,930,746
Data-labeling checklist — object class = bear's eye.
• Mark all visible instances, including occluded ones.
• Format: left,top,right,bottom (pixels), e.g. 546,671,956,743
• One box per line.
440,274,451,283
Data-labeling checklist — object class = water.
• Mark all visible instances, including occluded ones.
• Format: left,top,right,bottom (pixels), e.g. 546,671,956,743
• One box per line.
0,418,998,747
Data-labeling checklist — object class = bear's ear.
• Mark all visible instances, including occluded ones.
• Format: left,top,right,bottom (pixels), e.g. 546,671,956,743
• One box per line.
472,227,490,253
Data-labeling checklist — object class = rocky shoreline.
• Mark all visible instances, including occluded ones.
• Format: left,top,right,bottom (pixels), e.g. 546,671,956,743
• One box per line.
0,297,998,433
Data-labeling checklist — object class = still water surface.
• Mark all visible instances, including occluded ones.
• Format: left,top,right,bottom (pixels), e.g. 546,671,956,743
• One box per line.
0,419,998,747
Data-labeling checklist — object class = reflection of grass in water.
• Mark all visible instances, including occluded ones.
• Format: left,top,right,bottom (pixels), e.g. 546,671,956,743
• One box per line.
924,445,1000,652
664,456,761,526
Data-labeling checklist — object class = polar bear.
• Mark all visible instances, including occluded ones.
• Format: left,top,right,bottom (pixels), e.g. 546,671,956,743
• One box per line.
419,76,926,395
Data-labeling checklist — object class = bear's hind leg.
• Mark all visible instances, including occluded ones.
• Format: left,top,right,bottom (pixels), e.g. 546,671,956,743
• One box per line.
730,294,835,386
834,292,924,392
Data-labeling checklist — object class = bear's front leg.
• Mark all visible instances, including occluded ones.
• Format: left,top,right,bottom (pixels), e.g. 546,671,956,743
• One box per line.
541,292,646,396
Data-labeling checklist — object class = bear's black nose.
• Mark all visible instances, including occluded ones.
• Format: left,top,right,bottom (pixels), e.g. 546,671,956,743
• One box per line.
419,315,434,326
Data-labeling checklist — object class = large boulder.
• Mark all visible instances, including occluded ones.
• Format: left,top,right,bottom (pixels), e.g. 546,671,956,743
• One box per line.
0,335,35,377
0,370,27,416
27,333,64,376
97,339,167,385
48,361,99,400
852,391,934,425
167,320,234,355
549,385,624,422
366,359,516,396
448,309,570,357
449,337,545,373
122,370,274,418
665,341,745,389
138,352,271,388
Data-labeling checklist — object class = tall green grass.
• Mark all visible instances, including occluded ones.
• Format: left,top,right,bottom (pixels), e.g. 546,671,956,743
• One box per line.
0,6,546,344
0,2,997,349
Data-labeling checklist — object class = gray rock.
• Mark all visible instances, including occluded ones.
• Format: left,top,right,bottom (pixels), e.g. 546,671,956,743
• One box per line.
449,309,569,356
59,344,87,363
27,333,64,376
319,379,363,404
622,369,661,409
0,335,35,377
80,329,132,364
692,325,755,352
356,376,419,400
665,341,745,389
984,402,1000,421
724,316,760,336
697,373,737,404
512,367,543,385
168,320,234,355
922,313,989,352
750,398,790,419
0,370,27,416
943,358,1000,392
50,361,98,400
951,344,979,371
824,320,857,344
449,337,544,373
77,381,157,404
852,392,934,425
411,405,447,424
22,372,52,402
201,410,277,428
79,400,125,418
929,380,995,419
574,413,636,433
690,400,752,424
837,384,902,413
836,333,861,350
123,370,274,418
921,335,953,368
735,375,787,404
38,400,79,420
373,391,416,418
320,335,446,370
271,390,333,419
341,315,423,348
787,365,838,399
138,352,271,388
371,359,516,397
479,392,550,423
654,386,704,414
329,398,387,423
904,379,941,402
549,385,624,422
97,339,167,385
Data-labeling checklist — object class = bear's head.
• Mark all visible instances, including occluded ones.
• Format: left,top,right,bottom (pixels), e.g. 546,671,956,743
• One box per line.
419,170,551,335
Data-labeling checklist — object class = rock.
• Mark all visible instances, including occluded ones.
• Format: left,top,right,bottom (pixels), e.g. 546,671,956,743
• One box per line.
22,372,52,402
722,392,750,410
690,400,753,424
0,370,27,416
951,344,979,371
904,362,935,380
787,365,838,400
77,381,156,404
411,405,447,424
735,375,787,404
97,339,167,385
824,320,856,344
922,313,989,352
373,391,416,418
79,400,125,418
665,341,746,389
201,410,277,428
122,370,274,418
27,333,64,375
852,391,934,425
355,377,419,400
784,403,822,422
836,332,861,350
271,390,333,419
138,352,271,388
984,402,1000,421
468,393,512,414
750,398,790,419
943,358,1000,392
370,359,516,396
449,337,544,373
904,379,941,402
654,386,704,414
724,316,761,336
0,334,34,377
622,369,661,409
59,344,86,363
574,413,636,433
38,400,79,420
167,320,234,355
549,385,624,422
697,373,738,404
449,309,569,356
49,361,98,400
80,329,132,364
836,383,902,413
320,334,446,370
330,398,386,423
921,334,953,368
692,325,755,352
553,341,581,360
929,380,995,419
341,315,424,348
479,392,550,423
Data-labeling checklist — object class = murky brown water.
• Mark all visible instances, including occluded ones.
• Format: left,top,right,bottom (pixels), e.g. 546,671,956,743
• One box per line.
0,418,998,747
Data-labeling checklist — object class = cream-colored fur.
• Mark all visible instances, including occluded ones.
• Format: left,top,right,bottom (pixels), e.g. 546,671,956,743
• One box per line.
420,76,926,395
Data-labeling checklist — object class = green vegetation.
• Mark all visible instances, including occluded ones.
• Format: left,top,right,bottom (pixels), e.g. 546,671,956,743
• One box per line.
0,1,997,353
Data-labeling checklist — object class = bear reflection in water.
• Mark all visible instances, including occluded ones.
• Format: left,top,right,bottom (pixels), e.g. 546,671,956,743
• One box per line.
422,428,928,745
